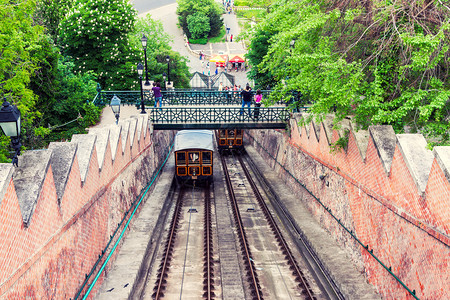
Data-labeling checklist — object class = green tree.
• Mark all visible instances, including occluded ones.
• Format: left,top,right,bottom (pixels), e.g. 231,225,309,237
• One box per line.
253,0,450,146
129,15,191,88
246,28,277,89
187,12,210,39
177,0,223,38
35,0,74,42
59,0,139,89
0,0,45,161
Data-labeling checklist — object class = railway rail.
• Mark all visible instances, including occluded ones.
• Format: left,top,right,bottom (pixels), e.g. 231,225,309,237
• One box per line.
151,184,216,300
203,184,215,299
220,151,317,299
236,154,316,299
241,151,345,300
220,154,264,300
136,148,340,300
152,187,186,299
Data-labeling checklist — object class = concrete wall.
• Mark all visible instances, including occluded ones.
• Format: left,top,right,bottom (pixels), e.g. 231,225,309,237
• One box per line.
246,113,449,299
0,115,174,299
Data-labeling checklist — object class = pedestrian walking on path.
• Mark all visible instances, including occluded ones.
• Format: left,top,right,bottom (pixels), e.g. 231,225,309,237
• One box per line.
230,34,233,42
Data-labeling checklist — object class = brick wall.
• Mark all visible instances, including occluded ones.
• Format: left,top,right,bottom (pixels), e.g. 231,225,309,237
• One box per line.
246,114,449,299
0,116,174,299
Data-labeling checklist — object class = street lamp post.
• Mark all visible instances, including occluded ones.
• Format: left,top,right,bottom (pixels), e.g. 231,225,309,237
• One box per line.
166,55,171,85
163,73,167,90
141,34,150,86
110,94,121,124
0,98,21,167
137,63,146,114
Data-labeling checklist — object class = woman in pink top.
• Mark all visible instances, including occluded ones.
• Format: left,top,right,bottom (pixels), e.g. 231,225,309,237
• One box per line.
254,89,262,119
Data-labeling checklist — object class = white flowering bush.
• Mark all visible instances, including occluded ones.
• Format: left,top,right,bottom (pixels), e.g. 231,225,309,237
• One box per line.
59,0,138,89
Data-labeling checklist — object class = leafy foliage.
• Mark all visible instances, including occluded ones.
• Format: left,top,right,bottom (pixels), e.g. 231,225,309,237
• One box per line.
250,0,450,146
0,0,191,162
59,0,139,89
246,28,277,89
35,0,74,42
177,0,223,38
187,12,210,39
189,38,209,44
0,0,42,121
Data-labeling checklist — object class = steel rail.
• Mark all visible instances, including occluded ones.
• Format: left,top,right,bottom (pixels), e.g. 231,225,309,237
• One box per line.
237,154,316,299
244,151,343,299
220,155,263,300
152,188,185,299
203,184,215,299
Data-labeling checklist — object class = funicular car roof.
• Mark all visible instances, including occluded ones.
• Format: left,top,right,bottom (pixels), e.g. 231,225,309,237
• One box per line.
174,130,214,152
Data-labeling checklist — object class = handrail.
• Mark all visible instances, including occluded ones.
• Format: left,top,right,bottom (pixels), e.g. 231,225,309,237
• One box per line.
92,90,287,106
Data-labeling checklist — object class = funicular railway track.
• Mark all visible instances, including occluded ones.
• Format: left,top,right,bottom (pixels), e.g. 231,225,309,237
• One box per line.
141,143,333,299
236,154,315,299
220,151,317,300
152,187,185,299
151,184,216,300
220,154,264,299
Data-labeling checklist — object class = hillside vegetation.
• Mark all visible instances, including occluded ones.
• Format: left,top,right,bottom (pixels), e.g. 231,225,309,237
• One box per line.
247,0,450,146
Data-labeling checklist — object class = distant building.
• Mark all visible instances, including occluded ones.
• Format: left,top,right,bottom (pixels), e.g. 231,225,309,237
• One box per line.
190,71,235,89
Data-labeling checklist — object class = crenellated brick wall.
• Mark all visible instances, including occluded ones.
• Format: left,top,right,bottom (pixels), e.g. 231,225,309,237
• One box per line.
0,115,174,299
246,113,449,299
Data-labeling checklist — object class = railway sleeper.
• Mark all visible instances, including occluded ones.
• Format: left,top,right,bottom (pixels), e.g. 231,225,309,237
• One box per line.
153,281,167,291
202,291,216,298
250,290,264,299
203,260,214,267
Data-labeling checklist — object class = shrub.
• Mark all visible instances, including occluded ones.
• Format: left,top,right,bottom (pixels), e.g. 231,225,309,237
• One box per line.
189,38,208,45
187,12,210,39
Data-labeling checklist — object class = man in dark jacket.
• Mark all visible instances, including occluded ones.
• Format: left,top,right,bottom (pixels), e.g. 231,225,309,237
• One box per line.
240,84,253,116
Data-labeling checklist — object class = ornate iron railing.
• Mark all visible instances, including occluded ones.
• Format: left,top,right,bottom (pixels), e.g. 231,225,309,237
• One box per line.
150,106,290,128
93,90,284,106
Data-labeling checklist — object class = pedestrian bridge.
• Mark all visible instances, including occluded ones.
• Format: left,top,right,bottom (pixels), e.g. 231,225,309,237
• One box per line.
93,90,302,129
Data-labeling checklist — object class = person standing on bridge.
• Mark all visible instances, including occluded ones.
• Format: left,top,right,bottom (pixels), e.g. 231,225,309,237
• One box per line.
240,84,253,116
152,82,162,109
254,89,262,119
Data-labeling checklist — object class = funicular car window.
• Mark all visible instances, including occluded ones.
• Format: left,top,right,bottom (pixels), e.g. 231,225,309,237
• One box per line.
202,151,212,164
202,166,212,175
220,129,226,137
228,130,235,138
177,167,187,175
177,152,186,165
188,151,200,164
236,129,243,137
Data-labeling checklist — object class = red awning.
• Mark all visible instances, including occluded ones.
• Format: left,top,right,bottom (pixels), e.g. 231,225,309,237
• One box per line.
229,55,245,63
